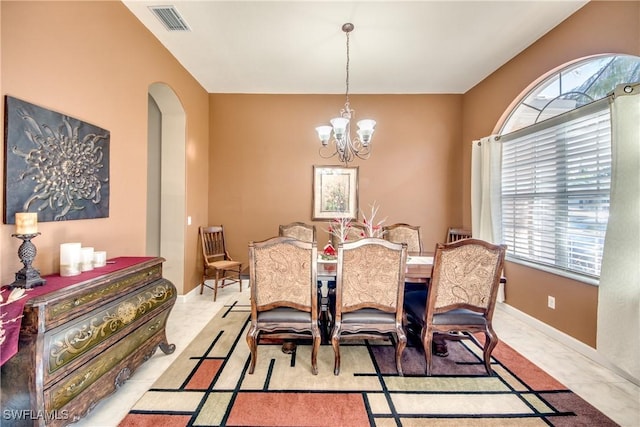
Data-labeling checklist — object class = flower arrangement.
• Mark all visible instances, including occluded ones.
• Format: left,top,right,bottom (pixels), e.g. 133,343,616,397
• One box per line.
360,202,386,238
327,217,352,243
323,217,352,259
322,202,386,259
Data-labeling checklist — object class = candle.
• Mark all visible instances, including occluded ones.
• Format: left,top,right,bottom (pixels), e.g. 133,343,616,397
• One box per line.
60,243,81,276
80,247,94,272
15,212,38,235
93,251,107,268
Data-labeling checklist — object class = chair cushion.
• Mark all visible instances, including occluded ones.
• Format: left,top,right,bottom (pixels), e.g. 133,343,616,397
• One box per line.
342,308,395,324
258,307,311,323
433,309,487,326
208,260,241,269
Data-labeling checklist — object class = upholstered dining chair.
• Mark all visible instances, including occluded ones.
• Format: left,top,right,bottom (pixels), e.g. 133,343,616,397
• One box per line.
199,225,243,301
246,236,320,374
328,221,365,315
383,223,423,253
404,238,506,376
279,221,326,342
279,222,316,243
446,227,473,243
331,238,408,375
383,223,426,293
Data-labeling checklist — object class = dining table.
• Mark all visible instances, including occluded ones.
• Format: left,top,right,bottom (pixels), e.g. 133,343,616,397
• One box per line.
317,252,434,282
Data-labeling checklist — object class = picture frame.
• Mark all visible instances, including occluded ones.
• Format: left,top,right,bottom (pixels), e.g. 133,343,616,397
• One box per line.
312,165,358,221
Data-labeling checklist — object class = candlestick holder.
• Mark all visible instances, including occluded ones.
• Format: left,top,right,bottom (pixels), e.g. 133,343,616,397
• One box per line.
10,232,46,289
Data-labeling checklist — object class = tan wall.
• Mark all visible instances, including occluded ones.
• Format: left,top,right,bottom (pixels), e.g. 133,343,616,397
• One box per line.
208,94,463,265
0,1,210,293
462,1,640,346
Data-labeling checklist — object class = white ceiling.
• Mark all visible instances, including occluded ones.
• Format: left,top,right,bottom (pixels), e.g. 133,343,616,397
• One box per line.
122,1,588,94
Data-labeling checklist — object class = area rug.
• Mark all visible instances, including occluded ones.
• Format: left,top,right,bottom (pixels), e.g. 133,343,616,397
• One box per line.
120,293,617,427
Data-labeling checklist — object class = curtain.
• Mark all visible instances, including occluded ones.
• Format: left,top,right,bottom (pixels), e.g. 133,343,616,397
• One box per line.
597,83,640,383
471,135,504,301
471,135,502,243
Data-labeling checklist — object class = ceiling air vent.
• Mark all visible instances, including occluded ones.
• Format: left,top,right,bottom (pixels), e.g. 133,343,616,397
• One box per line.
149,6,190,32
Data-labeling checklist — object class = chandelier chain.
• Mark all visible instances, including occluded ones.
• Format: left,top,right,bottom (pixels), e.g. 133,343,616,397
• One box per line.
345,30,350,104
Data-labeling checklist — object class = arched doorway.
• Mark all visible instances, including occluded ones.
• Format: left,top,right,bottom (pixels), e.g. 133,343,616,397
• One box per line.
147,83,186,293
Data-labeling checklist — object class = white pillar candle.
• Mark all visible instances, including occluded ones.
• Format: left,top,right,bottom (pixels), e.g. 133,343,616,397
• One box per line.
93,251,107,268
80,247,94,272
15,212,38,235
60,243,82,276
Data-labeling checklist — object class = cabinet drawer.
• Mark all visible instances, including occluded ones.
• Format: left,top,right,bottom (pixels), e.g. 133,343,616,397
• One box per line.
44,278,175,380
46,264,163,324
44,308,171,412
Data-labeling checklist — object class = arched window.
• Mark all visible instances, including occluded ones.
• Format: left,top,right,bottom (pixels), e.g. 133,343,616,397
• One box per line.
498,54,640,281
501,54,640,134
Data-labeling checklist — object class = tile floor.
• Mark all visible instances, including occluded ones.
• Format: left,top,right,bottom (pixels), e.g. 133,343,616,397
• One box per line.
74,283,640,427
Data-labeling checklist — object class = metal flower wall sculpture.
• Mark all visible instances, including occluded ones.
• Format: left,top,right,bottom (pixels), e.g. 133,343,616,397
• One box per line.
4,96,110,223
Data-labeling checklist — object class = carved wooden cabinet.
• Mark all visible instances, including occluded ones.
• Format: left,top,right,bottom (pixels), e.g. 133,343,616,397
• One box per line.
1,257,176,427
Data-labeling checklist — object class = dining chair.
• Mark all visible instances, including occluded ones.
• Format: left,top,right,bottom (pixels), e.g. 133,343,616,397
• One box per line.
446,227,472,243
328,221,365,330
246,236,321,374
403,238,506,376
383,223,423,253
279,222,316,243
331,238,408,375
279,221,329,341
383,223,426,293
199,225,243,301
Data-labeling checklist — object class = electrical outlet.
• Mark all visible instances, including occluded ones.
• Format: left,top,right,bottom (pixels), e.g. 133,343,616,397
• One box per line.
547,295,556,309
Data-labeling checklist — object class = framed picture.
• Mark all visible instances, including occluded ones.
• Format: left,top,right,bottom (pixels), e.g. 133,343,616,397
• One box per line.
312,165,358,221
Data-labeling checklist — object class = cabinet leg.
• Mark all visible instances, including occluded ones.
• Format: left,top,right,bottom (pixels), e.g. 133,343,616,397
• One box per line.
159,341,176,354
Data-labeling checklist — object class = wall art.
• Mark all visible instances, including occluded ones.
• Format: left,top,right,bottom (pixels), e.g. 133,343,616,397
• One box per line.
4,96,110,223
312,165,358,221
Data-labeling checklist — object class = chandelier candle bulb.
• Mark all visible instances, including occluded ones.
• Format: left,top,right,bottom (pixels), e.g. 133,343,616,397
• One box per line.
357,120,376,145
15,212,38,235
60,243,82,276
316,126,332,145
80,247,94,272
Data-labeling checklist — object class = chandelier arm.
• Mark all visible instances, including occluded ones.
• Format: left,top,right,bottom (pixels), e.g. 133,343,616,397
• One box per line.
319,146,341,160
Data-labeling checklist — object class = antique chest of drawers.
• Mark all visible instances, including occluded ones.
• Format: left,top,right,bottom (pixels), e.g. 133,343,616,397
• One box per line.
1,257,176,427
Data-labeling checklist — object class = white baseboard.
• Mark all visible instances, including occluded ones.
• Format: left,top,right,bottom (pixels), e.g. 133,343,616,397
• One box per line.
176,285,202,303
175,279,250,303
497,303,640,386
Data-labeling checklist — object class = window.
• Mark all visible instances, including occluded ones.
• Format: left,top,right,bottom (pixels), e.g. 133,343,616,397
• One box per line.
498,54,640,281
501,100,610,279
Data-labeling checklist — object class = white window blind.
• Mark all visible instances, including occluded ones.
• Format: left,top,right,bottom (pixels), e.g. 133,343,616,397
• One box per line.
501,99,611,279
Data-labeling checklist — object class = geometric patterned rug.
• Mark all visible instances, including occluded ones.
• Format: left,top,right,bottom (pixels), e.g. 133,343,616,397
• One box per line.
119,293,618,427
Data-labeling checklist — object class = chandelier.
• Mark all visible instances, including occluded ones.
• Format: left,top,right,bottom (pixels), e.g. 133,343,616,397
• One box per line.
316,23,376,166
